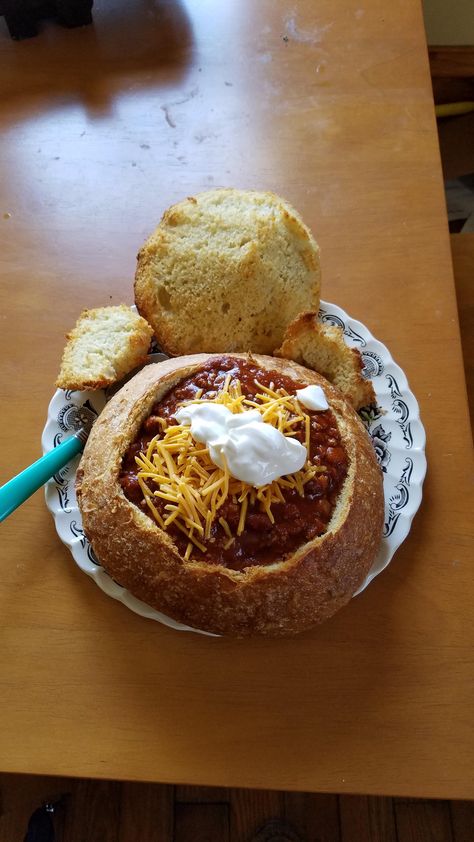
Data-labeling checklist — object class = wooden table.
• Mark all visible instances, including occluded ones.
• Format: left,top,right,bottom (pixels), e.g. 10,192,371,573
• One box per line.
0,0,472,800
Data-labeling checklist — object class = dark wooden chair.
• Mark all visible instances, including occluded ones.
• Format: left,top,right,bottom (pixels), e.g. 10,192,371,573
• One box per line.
0,0,93,39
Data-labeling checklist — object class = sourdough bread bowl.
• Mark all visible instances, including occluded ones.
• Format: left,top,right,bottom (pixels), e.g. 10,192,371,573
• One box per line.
76,353,384,637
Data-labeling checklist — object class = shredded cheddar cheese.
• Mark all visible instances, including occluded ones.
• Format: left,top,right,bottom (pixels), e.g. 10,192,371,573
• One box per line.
136,376,325,557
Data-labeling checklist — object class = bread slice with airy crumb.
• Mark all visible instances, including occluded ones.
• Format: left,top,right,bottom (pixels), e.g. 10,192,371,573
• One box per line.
56,305,154,391
274,313,376,410
134,188,321,356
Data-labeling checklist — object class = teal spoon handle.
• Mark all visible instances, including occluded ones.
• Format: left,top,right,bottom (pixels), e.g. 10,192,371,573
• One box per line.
0,432,85,523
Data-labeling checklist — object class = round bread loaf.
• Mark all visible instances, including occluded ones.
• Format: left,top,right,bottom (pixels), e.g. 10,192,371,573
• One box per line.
134,189,321,356
76,354,384,637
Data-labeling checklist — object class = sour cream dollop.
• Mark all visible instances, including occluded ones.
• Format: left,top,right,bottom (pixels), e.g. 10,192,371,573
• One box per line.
296,384,329,411
174,403,307,488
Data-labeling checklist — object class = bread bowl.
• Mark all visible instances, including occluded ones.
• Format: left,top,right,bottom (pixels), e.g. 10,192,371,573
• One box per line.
76,353,384,637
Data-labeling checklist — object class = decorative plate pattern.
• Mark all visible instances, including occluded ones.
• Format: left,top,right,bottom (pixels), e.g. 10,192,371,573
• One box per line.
42,302,427,633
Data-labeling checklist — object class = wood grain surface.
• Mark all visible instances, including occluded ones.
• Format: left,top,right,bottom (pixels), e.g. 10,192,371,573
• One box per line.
175,803,230,842
451,234,474,421
118,782,174,842
394,799,454,842
1,777,473,842
339,795,397,842
0,0,473,799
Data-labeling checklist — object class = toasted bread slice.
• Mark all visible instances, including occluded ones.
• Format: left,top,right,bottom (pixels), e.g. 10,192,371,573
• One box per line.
274,312,376,410
134,188,321,356
56,305,153,391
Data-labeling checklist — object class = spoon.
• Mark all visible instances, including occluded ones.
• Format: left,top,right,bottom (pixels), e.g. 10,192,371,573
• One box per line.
0,353,166,523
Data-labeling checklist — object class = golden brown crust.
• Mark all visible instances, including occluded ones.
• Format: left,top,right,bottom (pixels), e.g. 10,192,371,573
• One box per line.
56,305,154,391
134,189,321,357
76,354,384,637
274,313,376,410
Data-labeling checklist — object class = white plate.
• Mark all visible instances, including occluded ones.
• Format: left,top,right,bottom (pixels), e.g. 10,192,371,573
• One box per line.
42,302,427,634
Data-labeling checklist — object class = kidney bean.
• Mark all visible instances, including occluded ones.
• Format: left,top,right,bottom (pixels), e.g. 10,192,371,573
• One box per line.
143,415,162,435
326,446,347,465
119,472,143,505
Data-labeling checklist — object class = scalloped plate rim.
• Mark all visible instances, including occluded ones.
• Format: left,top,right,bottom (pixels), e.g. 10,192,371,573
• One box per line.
42,300,427,634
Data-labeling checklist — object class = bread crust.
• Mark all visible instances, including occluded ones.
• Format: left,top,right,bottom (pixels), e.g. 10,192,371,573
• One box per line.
275,312,376,410
56,305,153,391
134,189,321,356
76,354,384,637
